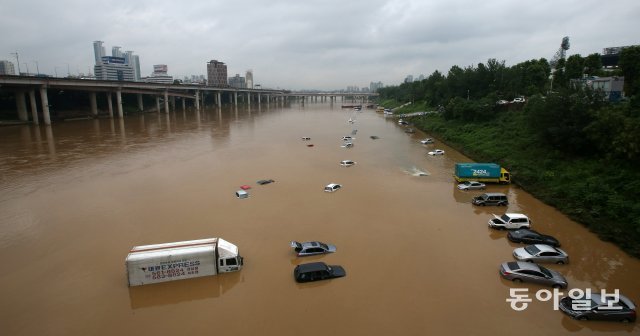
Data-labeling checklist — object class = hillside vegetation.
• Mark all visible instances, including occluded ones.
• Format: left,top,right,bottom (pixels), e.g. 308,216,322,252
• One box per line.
378,47,640,257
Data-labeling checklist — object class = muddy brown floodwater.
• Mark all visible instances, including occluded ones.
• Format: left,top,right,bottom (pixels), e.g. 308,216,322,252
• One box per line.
0,102,639,336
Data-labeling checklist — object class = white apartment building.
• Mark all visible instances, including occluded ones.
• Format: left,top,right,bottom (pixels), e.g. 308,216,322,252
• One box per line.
0,60,16,75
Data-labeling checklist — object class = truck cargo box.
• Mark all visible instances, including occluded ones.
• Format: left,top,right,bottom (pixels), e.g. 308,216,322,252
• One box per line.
454,163,510,184
125,238,242,287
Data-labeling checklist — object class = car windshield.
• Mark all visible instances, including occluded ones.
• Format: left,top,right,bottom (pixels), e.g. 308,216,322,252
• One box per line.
463,182,471,186
524,245,540,255
319,243,329,249
500,214,511,221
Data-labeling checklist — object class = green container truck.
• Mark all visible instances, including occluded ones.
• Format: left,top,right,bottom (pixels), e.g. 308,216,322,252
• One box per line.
454,163,511,184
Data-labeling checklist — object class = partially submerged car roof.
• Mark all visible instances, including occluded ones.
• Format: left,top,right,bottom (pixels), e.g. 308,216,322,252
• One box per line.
295,262,328,272
503,213,528,218
590,294,636,309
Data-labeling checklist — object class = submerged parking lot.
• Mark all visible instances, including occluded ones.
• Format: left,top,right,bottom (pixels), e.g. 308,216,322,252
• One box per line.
0,103,638,335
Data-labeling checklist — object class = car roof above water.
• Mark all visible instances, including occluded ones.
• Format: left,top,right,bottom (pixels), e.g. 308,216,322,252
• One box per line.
295,262,328,272
503,213,528,218
506,261,541,272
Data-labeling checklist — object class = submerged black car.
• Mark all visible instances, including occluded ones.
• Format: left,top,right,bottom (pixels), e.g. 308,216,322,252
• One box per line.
559,293,637,323
508,229,561,247
294,262,346,283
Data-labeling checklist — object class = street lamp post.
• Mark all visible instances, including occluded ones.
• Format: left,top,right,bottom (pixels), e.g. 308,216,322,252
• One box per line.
23,63,30,76
33,61,40,76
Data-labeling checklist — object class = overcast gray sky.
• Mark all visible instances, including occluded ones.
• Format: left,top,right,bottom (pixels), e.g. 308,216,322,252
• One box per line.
2,0,638,90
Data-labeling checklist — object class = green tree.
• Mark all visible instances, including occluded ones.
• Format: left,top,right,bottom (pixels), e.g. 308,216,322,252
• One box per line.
565,54,585,81
584,53,603,76
619,46,640,96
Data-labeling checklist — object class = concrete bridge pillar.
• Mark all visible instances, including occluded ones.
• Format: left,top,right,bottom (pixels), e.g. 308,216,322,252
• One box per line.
247,92,251,105
40,86,51,125
258,93,261,104
164,90,170,114
195,90,200,110
106,92,114,118
217,92,221,107
29,90,39,125
116,89,124,119
171,96,176,111
15,91,28,121
156,96,161,113
234,92,238,106
90,92,98,117
137,93,144,112
182,98,186,111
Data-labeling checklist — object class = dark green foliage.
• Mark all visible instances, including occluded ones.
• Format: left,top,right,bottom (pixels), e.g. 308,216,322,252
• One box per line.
619,46,640,96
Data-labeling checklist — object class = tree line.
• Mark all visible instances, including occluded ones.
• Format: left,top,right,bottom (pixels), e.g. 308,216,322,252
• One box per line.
378,46,640,164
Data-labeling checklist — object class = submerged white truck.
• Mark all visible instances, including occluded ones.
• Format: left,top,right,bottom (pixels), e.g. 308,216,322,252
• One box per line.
125,237,243,286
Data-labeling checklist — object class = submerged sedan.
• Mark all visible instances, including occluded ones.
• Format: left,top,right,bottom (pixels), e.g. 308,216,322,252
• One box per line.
508,229,561,247
513,244,569,264
291,241,337,256
340,160,356,167
559,293,637,322
324,183,342,192
499,261,568,288
457,181,486,190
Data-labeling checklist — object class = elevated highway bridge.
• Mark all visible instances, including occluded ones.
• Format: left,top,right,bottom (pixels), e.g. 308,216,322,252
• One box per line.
0,75,377,125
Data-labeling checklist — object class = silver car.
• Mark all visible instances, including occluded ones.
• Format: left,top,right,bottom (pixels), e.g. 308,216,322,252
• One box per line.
513,244,569,264
499,261,568,288
291,241,337,257
324,183,342,192
457,181,486,190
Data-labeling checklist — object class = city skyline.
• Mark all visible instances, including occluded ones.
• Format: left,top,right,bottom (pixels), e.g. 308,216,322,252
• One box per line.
1,0,639,90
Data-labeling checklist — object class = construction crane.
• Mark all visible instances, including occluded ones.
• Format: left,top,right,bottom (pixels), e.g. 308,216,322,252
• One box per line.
550,36,570,70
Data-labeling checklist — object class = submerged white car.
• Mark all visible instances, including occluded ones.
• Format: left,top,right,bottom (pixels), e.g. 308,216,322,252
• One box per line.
340,160,356,167
457,181,486,190
427,149,445,156
324,183,342,192
420,138,434,144
489,213,531,230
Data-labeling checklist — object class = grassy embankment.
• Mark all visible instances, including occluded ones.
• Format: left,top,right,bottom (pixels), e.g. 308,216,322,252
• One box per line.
380,99,640,258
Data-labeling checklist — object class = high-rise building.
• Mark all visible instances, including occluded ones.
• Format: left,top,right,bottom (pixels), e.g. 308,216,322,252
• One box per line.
404,75,413,83
207,60,228,86
0,60,16,75
124,51,141,81
93,41,139,81
93,41,106,64
370,81,384,92
94,56,135,81
245,69,253,88
228,74,246,88
132,55,141,81
112,46,122,58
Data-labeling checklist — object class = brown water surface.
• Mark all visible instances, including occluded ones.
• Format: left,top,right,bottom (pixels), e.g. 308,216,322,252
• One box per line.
0,103,638,335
